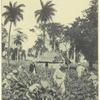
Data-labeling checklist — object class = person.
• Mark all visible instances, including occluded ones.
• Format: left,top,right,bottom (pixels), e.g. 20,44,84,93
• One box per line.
76,52,89,78
29,62,37,75
26,83,41,100
88,71,98,89
18,65,24,72
53,64,66,95
67,62,78,80
76,64,85,78
40,79,50,89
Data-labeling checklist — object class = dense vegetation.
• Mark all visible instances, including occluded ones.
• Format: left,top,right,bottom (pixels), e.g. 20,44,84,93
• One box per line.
2,0,98,100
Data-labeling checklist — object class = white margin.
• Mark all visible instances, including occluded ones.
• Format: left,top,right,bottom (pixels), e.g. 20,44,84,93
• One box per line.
0,0,2,99
0,0,99,100
98,0,100,99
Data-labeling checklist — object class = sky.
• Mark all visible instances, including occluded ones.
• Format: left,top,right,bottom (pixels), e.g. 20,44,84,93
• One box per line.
2,0,90,50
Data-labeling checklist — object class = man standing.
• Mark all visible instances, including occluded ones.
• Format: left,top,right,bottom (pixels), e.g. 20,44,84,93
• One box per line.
53,64,66,95
29,62,37,75
76,52,89,78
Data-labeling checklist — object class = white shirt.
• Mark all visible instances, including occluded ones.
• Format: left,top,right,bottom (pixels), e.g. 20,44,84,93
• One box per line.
53,68,66,87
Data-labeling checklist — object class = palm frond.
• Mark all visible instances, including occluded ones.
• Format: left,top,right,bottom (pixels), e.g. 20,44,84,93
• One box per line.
18,13,23,20
9,2,12,7
18,9,24,12
17,4,25,8
45,1,52,6
2,12,9,17
40,0,44,8
48,7,56,12
4,17,10,25
13,1,17,7
48,3,55,7
3,2,25,26
37,15,42,23
35,0,56,23
3,6,10,10
16,16,21,22
35,10,41,18
13,19,17,26
49,12,55,16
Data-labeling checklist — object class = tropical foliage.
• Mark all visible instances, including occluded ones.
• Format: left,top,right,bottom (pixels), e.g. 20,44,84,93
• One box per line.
2,0,98,99
2,24,8,52
2,1,25,66
14,31,27,46
33,35,48,57
35,0,56,23
46,23,64,50
13,31,27,60
35,0,56,43
2,2,25,25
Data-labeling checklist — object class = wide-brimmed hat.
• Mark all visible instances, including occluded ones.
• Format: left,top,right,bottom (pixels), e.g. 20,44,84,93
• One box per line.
6,74,12,80
12,70,18,74
68,62,77,70
59,64,68,71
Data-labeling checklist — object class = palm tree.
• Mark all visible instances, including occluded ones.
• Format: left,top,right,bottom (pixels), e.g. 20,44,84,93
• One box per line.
14,34,23,60
14,35,23,46
34,0,56,44
28,48,35,57
14,31,27,60
63,18,82,63
2,24,8,41
2,1,25,66
2,24,8,52
46,23,64,50
21,49,26,60
33,36,48,57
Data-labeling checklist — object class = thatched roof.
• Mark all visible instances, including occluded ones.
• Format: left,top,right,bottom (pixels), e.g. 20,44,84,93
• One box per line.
35,51,63,63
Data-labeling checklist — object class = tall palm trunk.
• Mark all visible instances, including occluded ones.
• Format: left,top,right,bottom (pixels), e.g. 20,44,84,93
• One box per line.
17,45,21,61
7,22,12,67
52,35,55,50
66,50,69,59
43,29,45,45
43,22,46,45
73,44,76,63
40,23,46,45
17,48,19,61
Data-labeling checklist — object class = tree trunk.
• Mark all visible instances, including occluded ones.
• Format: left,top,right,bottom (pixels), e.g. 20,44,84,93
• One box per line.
7,22,12,67
17,48,18,61
66,51,69,59
41,23,46,45
43,22,47,46
43,29,45,44
35,50,38,58
52,34,55,51
52,37,55,50
73,44,76,63
89,60,93,70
